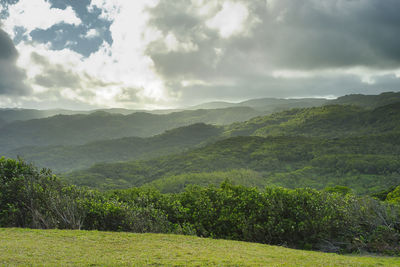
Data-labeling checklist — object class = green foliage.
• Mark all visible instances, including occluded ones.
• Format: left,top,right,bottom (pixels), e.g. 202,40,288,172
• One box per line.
226,103,400,138
330,91,400,108
8,123,223,172
146,169,266,193
1,158,400,255
65,132,400,194
386,185,400,203
324,185,352,195
7,100,400,175
0,157,85,229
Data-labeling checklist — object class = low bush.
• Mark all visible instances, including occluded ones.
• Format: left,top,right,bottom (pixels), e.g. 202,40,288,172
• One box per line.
1,158,399,255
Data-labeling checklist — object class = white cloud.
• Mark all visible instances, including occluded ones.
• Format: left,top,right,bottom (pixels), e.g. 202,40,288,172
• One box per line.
6,0,173,109
87,0,170,103
84,29,100,39
206,1,249,38
3,0,81,38
164,32,198,53
2,0,400,109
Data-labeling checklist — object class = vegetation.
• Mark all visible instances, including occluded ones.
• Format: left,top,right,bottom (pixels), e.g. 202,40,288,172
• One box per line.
6,94,400,175
1,228,399,266
226,102,400,138
330,91,400,108
0,106,260,152
2,93,400,263
65,133,400,193
2,157,400,256
7,123,223,172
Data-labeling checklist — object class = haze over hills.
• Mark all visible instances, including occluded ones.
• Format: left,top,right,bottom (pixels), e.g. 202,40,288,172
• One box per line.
0,107,259,152
7,123,223,173
2,91,398,124
187,91,400,111
5,92,400,174
187,97,329,111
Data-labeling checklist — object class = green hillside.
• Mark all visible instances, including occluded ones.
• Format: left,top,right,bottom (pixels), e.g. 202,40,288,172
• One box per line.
0,106,259,152
330,91,400,108
1,228,398,266
8,123,223,172
66,132,400,192
226,103,400,138
65,103,400,192
11,101,400,174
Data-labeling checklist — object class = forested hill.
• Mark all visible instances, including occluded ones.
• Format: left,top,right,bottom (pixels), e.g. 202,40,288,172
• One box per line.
65,132,400,192
7,123,223,173
189,97,328,111
225,102,400,138
188,91,400,111
0,106,259,152
330,91,400,108
64,102,400,192
10,102,400,174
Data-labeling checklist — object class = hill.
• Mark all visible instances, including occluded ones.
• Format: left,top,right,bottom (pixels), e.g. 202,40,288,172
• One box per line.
8,123,223,173
189,97,328,111
189,91,400,111
63,103,400,191
65,132,400,192
12,102,400,173
226,103,400,138
0,228,397,266
331,91,400,108
0,106,259,152
0,108,87,123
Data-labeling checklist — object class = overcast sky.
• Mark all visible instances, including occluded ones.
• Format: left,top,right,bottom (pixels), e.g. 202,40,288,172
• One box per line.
0,0,400,110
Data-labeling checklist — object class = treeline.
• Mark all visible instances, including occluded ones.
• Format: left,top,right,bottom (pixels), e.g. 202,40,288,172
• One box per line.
1,157,400,255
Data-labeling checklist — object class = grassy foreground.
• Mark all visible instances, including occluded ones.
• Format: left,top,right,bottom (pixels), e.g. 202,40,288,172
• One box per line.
0,228,399,266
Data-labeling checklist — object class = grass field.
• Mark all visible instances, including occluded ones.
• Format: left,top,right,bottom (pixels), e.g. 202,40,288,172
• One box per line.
0,228,399,266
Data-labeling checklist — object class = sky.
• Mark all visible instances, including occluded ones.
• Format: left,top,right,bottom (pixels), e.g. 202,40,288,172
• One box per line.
0,0,400,110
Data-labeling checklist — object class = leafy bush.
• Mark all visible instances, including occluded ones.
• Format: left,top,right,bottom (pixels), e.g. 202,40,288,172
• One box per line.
1,158,399,255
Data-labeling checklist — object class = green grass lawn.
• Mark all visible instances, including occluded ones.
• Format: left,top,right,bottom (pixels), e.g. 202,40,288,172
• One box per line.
0,228,399,266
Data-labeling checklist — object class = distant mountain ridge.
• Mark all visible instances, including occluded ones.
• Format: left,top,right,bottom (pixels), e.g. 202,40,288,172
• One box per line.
330,91,400,108
1,91,398,124
0,107,259,152
7,123,223,173
188,91,400,111
5,93,400,173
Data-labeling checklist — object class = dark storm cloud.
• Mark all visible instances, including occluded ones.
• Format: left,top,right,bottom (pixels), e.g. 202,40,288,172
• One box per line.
0,28,30,95
148,0,400,78
145,0,400,103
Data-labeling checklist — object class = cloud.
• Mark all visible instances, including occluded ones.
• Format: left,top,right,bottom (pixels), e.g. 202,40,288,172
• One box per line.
0,28,30,95
2,0,81,39
1,0,400,109
84,28,100,39
205,1,250,39
31,53,81,89
143,0,400,105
